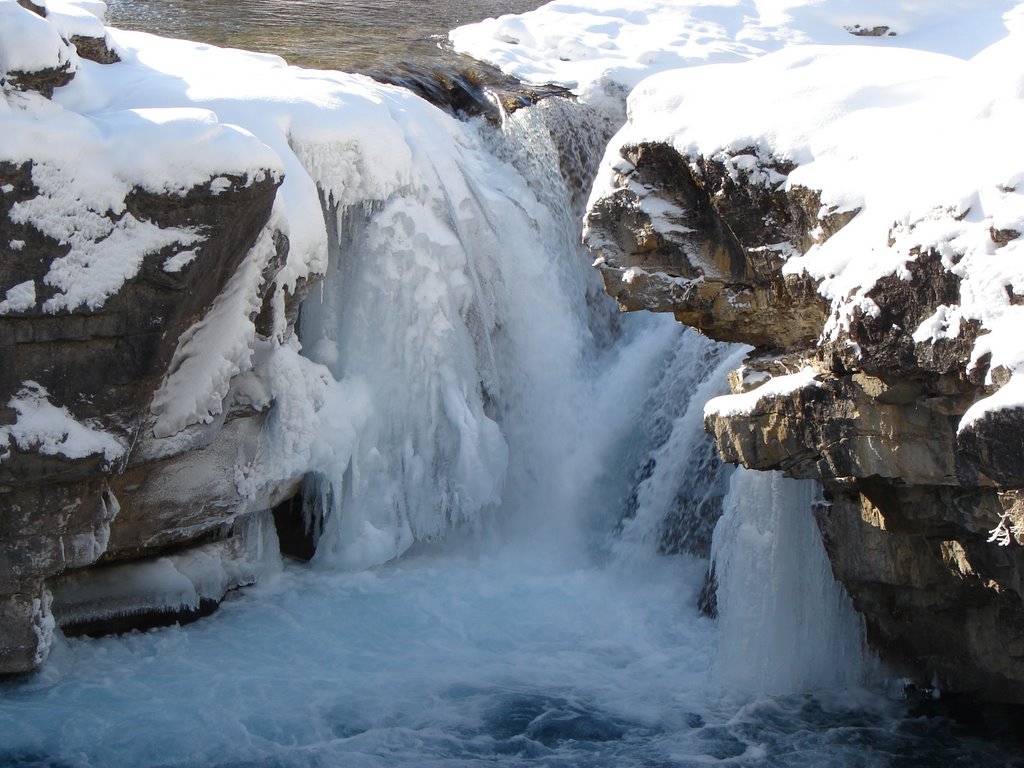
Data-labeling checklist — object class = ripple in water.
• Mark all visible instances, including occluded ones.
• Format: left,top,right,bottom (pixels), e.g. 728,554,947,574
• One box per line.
103,0,546,73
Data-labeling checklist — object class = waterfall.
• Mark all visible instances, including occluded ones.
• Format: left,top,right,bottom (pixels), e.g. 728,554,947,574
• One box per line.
296,94,644,568
293,86,869,689
711,469,870,693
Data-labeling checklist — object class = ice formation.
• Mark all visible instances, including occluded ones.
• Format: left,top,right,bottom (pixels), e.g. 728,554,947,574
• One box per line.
15,0,1024,763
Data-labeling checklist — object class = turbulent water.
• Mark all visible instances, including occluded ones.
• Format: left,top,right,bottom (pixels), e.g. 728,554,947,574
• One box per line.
2,3,1024,767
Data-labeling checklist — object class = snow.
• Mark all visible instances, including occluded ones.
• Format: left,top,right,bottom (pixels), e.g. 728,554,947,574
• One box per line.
0,279,36,313
511,0,1024,429
42,214,204,312
149,208,281,438
704,367,820,419
45,0,107,40
0,381,125,463
452,0,1020,107
0,0,74,76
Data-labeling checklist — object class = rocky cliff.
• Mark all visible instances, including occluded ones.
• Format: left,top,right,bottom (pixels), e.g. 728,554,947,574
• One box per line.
584,42,1024,702
0,0,307,672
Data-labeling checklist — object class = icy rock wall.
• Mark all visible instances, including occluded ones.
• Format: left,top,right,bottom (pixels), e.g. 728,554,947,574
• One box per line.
583,40,1024,702
0,2,306,672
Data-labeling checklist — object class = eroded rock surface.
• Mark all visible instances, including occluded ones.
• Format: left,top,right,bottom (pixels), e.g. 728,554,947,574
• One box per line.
585,142,850,351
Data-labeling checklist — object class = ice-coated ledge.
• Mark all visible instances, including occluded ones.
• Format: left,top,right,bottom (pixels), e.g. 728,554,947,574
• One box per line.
49,510,282,633
704,368,819,419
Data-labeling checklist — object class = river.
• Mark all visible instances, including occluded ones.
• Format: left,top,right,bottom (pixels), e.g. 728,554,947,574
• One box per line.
103,0,546,72
1,2,1022,766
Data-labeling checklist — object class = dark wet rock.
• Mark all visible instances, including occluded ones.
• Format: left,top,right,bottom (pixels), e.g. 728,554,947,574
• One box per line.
845,24,897,37
271,484,318,562
371,61,572,125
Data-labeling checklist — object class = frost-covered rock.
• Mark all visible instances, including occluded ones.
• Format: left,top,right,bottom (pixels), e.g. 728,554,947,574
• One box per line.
0,157,286,670
584,141,840,350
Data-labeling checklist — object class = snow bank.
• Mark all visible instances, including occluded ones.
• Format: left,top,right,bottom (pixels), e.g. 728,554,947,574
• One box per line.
525,0,1022,429
44,0,107,40
451,0,1019,106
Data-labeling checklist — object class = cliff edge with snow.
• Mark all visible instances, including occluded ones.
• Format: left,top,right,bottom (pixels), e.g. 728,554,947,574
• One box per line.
458,0,1024,701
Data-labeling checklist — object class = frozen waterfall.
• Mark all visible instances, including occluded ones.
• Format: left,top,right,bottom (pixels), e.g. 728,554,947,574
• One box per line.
0,48,886,767
292,89,870,689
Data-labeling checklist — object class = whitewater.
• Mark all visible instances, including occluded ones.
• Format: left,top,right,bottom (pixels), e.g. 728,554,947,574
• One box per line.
2,1,1024,765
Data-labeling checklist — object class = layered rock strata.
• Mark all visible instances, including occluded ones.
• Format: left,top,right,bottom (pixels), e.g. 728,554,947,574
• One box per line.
585,140,1024,703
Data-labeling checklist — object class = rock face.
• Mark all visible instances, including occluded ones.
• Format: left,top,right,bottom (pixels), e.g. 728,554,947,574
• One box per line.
586,142,849,350
0,11,304,672
0,160,293,672
586,140,1024,703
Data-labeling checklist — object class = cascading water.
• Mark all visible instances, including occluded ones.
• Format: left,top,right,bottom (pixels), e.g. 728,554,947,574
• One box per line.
712,470,871,694
6,21,1022,767
296,94,622,568
291,84,871,690
294,90,753,572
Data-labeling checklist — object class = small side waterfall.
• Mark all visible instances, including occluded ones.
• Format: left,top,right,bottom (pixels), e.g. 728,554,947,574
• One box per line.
712,469,870,693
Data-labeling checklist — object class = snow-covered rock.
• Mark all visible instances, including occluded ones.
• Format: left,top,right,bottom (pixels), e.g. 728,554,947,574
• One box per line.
563,0,1024,701
0,1,486,671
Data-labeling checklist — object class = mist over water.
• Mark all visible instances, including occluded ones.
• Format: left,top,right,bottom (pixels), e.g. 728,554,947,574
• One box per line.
3,3,1024,767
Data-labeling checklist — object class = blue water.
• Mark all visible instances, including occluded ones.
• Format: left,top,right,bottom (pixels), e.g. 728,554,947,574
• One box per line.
3,4,1022,766
3,542,1022,767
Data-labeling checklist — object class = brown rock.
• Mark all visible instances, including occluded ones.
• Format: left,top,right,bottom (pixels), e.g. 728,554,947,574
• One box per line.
586,137,1024,702
584,142,848,351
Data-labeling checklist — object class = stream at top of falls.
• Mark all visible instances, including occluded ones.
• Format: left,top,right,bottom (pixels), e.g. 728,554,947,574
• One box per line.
2,4,1024,767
